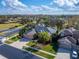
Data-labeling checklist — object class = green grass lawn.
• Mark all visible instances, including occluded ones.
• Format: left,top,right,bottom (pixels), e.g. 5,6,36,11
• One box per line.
0,23,22,30
26,41,57,54
41,44,56,54
9,36,19,41
5,36,20,44
24,47,55,59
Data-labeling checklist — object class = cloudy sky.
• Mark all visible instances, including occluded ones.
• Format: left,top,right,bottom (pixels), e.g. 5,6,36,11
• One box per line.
0,0,79,15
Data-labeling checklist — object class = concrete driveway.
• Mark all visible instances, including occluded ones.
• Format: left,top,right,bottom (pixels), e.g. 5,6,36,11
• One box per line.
55,48,71,59
10,41,26,49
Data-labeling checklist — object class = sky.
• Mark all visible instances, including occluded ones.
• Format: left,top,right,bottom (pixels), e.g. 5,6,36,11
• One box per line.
0,0,79,15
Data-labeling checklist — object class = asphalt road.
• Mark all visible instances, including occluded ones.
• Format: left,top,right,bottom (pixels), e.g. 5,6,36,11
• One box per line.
0,44,41,59
1,27,21,37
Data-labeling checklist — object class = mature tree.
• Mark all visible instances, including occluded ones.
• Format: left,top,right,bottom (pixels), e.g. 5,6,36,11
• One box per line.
56,19,64,34
33,33,38,40
37,32,51,44
19,27,28,38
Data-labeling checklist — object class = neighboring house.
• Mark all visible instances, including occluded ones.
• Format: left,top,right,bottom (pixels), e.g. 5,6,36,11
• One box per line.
58,37,72,50
23,23,57,40
55,27,78,59
58,27,77,49
47,27,57,34
23,29,36,39
35,23,48,33
35,23,56,34
67,36,76,45
60,29,73,37
59,27,76,37
73,30,79,44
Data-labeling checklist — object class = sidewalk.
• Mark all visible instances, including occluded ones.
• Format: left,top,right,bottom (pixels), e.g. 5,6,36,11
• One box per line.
9,41,26,49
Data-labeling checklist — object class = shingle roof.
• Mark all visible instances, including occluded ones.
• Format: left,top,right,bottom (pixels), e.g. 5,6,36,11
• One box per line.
60,29,73,37
66,36,76,44
58,37,72,49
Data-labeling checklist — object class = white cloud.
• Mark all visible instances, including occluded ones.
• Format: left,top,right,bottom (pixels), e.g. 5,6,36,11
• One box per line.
31,5,43,12
54,0,65,7
54,0,79,7
41,5,53,10
0,0,79,15
1,0,28,10
30,5,54,12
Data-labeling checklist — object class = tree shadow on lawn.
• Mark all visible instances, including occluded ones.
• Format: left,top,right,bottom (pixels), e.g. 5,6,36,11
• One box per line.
50,41,59,53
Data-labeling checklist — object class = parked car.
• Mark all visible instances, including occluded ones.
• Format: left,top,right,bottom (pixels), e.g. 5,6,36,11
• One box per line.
72,50,78,59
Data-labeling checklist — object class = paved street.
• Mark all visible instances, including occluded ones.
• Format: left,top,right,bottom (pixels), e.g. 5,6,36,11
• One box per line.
0,44,42,59
2,28,21,37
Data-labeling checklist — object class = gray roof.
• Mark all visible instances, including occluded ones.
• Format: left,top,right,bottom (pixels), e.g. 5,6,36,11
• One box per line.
73,30,79,40
73,30,79,44
35,24,57,34
47,27,57,34
58,37,72,45
66,36,76,44
60,29,73,37
35,24,49,33
60,27,76,37
58,37,72,49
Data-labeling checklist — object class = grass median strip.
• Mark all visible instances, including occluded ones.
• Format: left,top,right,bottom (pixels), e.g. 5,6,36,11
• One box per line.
24,47,55,59
5,36,20,44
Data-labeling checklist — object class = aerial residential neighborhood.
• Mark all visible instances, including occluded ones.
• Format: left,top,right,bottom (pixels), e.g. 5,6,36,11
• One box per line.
0,15,79,59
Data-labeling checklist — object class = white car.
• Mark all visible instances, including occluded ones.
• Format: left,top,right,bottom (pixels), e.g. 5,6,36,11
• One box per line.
72,51,78,58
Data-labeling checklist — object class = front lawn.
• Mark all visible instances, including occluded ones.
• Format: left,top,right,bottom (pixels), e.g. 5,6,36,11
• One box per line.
9,36,19,41
23,47,55,59
26,41,57,54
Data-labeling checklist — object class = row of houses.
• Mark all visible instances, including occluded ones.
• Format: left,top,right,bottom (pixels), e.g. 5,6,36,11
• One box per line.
55,27,79,59
58,27,79,50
